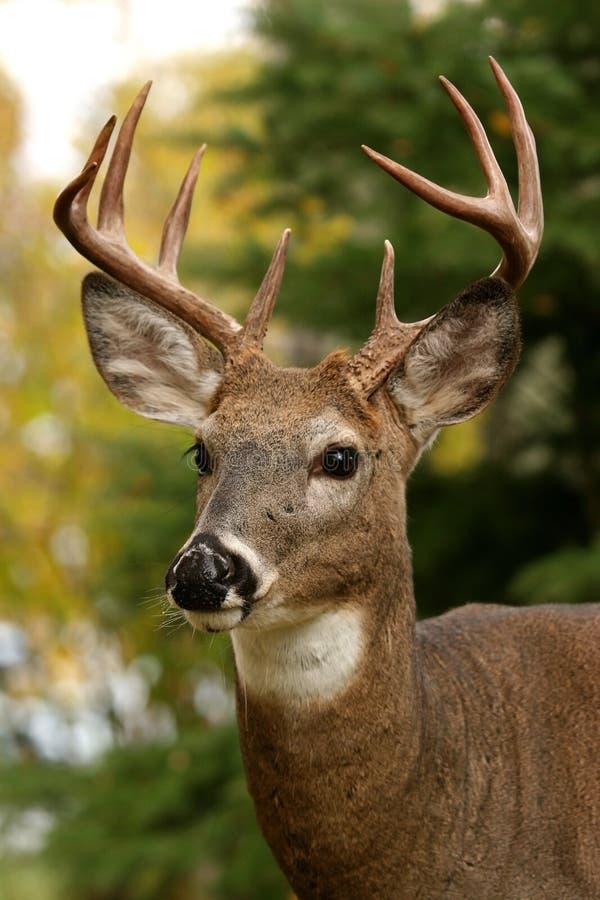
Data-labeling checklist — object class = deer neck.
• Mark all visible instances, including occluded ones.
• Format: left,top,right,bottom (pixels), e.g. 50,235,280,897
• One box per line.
231,540,418,710
230,551,472,899
231,558,431,895
231,540,423,768
231,604,373,705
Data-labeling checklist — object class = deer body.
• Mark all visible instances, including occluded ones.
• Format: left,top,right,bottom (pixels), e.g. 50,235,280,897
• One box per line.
237,602,600,898
214,359,600,898
54,59,600,898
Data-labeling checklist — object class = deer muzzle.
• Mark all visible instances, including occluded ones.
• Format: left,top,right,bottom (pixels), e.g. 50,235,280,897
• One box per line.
165,532,257,614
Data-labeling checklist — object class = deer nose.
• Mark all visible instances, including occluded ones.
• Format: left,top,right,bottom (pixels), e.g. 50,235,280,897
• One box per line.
165,533,254,612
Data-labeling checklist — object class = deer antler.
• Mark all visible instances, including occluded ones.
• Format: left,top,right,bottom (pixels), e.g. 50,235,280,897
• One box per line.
54,84,289,357
351,57,543,396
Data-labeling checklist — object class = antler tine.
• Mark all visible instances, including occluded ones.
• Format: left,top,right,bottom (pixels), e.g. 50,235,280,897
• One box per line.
97,82,151,237
374,239,396,329
349,241,432,395
438,75,513,211
362,58,543,290
489,57,543,238
159,145,206,277
53,87,242,356
241,229,291,350
351,60,543,396
53,116,116,245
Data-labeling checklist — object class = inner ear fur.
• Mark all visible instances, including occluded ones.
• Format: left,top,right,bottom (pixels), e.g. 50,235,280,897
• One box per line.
82,272,223,427
387,277,521,446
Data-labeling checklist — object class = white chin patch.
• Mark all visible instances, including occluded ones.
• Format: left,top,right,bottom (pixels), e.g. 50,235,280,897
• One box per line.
231,606,365,704
183,607,245,633
165,587,246,633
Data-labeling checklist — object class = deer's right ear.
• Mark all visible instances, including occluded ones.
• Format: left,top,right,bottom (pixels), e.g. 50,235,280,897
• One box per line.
82,272,223,427
385,277,520,448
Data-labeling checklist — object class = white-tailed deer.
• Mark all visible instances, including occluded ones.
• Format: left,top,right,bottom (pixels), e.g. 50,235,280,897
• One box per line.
54,59,600,898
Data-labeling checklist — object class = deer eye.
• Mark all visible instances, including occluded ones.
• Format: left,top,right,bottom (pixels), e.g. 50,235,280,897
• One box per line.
313,446,360,479
187,441,212,475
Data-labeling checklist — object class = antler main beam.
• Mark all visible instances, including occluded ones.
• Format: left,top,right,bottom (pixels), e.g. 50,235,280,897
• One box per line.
54,84,290,357
362,57,543,290
351,57,543,396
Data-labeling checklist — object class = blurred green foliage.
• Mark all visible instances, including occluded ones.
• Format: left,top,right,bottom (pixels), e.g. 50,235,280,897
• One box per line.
1,1,599,898
1,726,288,899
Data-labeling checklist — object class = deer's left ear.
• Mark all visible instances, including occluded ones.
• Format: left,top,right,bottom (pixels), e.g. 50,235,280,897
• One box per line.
386,277,520,447
82,272,223,427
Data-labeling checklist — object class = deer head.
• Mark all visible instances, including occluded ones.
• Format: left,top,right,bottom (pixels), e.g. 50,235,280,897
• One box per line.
54,59,542,657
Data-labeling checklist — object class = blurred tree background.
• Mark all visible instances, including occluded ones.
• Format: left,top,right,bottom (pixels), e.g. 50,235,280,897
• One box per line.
0,0,599,897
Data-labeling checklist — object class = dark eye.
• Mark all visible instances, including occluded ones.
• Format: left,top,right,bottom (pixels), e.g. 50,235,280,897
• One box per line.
190,441,212,475
315,446,360,479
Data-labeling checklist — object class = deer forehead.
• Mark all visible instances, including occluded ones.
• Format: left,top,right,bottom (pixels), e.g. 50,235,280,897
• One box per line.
200,353,382,457
201,407,364,458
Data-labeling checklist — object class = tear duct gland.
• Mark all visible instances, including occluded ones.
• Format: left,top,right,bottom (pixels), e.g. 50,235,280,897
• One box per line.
54,59,600,899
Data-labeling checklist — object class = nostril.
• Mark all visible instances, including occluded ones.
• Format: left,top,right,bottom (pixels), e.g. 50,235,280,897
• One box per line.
204,551,235,585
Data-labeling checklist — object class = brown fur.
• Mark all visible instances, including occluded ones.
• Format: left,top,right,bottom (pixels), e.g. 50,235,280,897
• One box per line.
81,271,600,898
230,378,600,898
240,600,600,899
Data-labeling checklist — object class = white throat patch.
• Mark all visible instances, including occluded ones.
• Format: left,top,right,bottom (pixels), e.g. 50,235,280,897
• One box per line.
231,607,364,704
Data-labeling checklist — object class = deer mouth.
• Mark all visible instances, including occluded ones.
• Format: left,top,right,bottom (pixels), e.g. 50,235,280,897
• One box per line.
182,605,249,633
165,532,277,632
165,534,256,611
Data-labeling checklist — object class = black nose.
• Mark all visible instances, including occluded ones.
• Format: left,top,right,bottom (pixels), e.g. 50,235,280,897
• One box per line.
165,533,256,612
